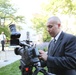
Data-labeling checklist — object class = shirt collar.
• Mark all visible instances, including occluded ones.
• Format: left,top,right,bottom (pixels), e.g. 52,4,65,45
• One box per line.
54,31,62,41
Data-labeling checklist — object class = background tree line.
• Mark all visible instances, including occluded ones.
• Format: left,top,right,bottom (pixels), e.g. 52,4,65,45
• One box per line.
0,0,25,42
31,0,76,42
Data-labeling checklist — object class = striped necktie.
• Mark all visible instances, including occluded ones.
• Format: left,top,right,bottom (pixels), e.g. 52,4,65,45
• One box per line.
50,39,56,54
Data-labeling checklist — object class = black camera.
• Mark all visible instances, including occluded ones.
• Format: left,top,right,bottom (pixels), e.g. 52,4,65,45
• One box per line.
9,24,49,75
14,41,40,65
9,24,40,65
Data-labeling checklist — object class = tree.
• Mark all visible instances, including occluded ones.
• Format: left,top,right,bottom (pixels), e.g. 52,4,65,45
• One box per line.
41,0,76,15
42,0,76,35
31,13,51,42
31,0,76,42
0,0,26,40
0,0,25,26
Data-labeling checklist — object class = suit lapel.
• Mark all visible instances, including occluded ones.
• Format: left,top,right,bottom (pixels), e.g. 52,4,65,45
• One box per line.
51,32,64,56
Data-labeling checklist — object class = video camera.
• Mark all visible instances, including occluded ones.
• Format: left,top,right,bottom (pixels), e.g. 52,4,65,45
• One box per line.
9,24,49,75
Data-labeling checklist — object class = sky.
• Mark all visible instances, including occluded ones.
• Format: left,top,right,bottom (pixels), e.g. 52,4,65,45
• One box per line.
11,0,47,18
11,0,47,41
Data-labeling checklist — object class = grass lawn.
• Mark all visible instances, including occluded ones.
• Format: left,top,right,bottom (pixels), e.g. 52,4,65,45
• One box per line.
0,60,47,75
0,60,21,75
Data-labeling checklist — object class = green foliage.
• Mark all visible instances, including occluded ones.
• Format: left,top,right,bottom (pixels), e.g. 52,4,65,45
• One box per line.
43,28,51,42
42,0,76,15
31,0,76,42
31,15,46,32
0,25,10,39
0,0,25,26
0,0,16,14
0,0,26,39
43,47,48,52
31,14,51,42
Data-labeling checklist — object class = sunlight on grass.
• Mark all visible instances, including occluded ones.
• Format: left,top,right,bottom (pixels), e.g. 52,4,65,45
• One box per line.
0,60,21,75
0,60,47,75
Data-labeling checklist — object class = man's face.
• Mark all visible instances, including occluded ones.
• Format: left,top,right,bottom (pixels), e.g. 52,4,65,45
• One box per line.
46,20,60,37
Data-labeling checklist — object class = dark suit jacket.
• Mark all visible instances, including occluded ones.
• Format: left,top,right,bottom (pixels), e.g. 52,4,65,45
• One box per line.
47,32,76,75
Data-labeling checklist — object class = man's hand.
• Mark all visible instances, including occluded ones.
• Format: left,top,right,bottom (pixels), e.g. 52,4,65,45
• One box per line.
39,50,48,61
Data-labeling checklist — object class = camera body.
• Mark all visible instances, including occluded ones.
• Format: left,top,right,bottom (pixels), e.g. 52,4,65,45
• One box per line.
9,24,40,66
14,41,40,66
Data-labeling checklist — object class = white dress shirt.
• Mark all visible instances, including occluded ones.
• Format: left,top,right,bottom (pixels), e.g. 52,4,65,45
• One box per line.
54,31,62,43
0,34,6,41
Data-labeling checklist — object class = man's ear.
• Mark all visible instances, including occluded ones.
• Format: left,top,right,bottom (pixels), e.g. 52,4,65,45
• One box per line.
58,23,61,27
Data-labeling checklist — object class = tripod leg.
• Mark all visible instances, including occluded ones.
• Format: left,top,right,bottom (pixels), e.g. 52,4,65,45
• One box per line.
19,65,33,75
33,67,50,75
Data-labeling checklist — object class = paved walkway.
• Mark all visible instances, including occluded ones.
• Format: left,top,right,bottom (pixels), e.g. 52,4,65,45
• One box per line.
0,47,21,68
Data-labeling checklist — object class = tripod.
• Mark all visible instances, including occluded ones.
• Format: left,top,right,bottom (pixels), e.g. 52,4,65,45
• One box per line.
19,59,49,75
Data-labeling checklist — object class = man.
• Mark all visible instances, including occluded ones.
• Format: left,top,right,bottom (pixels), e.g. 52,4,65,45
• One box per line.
39,16,76,75
0,32,6,51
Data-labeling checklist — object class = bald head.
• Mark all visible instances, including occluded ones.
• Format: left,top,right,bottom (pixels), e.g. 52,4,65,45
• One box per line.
47,16,61,25
46,16,61,37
